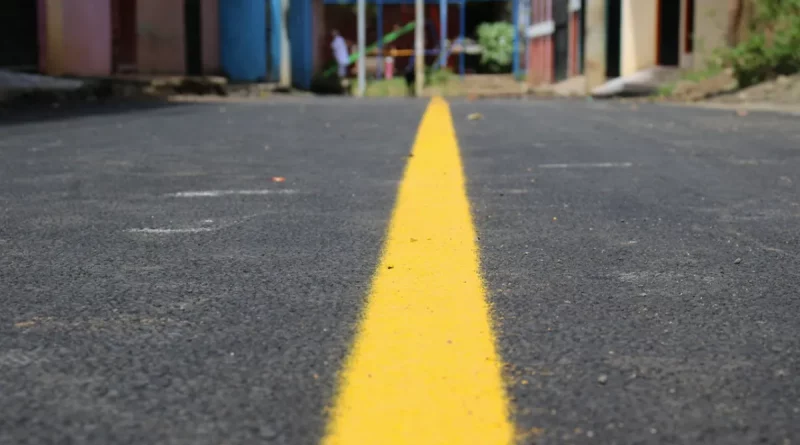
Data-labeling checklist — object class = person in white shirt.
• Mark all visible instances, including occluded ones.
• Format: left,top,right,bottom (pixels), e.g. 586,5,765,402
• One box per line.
330,29,350,78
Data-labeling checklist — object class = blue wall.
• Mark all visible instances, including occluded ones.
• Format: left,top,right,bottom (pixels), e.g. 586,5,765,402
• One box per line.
288,0,314,89
269,0,283,82
220,0,268,82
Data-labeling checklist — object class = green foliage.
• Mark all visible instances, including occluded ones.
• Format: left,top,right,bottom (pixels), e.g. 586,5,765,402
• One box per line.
656,83,676,97
719,0,800,87
476,22,514,73
426,68,457,87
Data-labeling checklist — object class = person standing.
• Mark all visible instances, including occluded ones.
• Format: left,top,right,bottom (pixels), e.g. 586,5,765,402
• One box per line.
330,29,350,79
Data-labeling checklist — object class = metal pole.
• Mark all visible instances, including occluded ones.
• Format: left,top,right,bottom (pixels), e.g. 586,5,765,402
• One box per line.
377,0,384,79
440,0,447,68
414,0,424,96
512,0,520,78
357,0,366,97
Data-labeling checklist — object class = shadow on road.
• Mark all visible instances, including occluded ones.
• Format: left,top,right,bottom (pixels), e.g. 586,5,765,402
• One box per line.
0,98,192,127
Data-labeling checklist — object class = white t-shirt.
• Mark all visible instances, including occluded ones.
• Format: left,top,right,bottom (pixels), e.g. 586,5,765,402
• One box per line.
331,36,349,65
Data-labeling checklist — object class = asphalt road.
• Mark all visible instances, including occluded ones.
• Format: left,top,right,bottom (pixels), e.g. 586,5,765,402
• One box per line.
1,97,798,445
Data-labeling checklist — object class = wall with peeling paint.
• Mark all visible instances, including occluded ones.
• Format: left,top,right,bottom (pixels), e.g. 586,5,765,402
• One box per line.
41,0,112,76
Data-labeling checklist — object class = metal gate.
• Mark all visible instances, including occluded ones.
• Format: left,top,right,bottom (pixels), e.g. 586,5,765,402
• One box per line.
525,0,553,85
0,0,38,70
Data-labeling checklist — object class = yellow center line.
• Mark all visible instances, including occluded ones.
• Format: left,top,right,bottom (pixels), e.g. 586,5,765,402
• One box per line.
322,97,513,445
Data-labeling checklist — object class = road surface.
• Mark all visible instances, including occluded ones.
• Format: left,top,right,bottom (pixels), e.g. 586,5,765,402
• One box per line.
1,97,798,445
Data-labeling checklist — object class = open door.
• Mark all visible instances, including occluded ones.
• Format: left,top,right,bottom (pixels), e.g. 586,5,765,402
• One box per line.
657,0,680,65
112,0,137,73
579,0,586,74
0,0,38,71
185,0,203,75
605,0,621,78
553,0,569,81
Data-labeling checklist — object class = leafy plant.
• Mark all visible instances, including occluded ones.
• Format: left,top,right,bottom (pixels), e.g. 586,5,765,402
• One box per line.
718,0,800,87
426,68,457,87
476,22,514,73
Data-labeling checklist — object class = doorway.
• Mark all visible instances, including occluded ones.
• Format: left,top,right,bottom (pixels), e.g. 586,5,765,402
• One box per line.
184,0,203,75
605,0,621,78
553,0,569,81
0,0,38,71
657,0,680,66
684,0,695,54
579,0,586,74
112,0,137,73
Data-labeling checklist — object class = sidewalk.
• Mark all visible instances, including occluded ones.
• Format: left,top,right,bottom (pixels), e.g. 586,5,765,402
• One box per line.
0,69,87,103
0,69,291,107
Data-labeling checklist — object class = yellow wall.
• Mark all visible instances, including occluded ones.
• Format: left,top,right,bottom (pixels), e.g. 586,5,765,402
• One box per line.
585,0,607,89
620,0,658,76
692,0,732,69
587,0,735,80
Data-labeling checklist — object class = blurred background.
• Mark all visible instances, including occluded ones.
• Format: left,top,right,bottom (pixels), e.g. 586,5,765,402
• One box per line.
0,0,797,101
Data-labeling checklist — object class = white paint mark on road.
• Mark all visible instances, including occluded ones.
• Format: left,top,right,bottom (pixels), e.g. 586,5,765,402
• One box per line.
126,227,215,234
125,213,267,235
166,189,297,198
538,162,633,169
0,349,47,368
728,158,782,166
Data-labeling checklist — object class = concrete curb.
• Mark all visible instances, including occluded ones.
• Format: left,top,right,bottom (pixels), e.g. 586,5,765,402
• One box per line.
0,75,292,108
663,100,800,116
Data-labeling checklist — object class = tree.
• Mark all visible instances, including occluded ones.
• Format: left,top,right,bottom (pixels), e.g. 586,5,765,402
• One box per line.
726,0,745,46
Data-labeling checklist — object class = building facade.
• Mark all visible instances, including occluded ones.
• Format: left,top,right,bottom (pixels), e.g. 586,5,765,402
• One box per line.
584,0,736,90
29,0,319,88
525,0,584,86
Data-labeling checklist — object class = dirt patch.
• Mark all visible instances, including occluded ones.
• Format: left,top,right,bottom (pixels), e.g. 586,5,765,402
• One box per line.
663,69,800,106
710,74,800,105
670,70,738,101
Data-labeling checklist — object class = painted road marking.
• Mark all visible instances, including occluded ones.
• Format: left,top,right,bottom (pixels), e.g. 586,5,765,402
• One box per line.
538,162,633,169
322,97,513,445
166,189,297,198
126,214,266,235
125,227,214,234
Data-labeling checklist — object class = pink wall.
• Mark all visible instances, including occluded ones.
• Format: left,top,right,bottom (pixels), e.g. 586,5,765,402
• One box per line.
201,0,220,74
62,0,112,75
39,0,112,76
136,1,186,74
